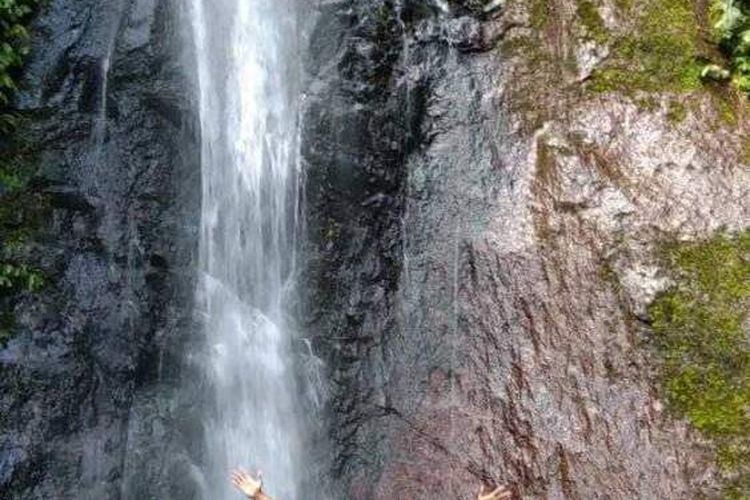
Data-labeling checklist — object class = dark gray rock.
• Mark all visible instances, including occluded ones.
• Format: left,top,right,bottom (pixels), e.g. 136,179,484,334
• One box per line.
0,0,199,498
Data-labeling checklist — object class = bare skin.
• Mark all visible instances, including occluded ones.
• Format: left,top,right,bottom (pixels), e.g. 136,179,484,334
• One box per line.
231,468,511,499
478,484,513,500
231,469,273,500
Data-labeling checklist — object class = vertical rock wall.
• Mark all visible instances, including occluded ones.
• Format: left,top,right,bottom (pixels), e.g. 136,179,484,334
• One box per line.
2,0,749,498
302,0,748,498
0,1,199,498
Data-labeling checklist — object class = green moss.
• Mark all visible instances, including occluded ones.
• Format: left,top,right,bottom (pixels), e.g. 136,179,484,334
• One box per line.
530,0,549,30
613,0,633,13
718,92,740,125
741,136,750,165
649,231,750,495
576,0,608,43
701,84,744,128
589,0,702,93
633,95,661,112
500,32,562,131
598,258,624,293
666,99,689,123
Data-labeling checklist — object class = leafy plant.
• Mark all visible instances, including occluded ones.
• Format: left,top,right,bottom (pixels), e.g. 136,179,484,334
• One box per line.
0,262,44,293
0,0,43,179
0,0,45,346
704,0,750,94
0,0,44,105
701,63,732,81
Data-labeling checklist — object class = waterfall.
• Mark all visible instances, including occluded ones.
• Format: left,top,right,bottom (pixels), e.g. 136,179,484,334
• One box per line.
188,1,304,498
91,0,125,168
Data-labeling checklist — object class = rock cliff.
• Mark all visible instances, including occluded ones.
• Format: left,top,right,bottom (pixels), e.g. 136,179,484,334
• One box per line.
302,0,749,498
2,0,750,498
0,0,199,498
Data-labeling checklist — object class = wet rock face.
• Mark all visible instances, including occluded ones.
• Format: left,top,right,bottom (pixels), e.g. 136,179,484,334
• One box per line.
302,0,743,498
0,1,198,498
0,0,746,497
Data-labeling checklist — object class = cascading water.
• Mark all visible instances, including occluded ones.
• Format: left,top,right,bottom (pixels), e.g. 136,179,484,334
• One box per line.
188,0,304,498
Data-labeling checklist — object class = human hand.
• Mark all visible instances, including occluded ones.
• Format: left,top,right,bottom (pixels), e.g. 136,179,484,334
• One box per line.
478,484,512,500
231,468,263,499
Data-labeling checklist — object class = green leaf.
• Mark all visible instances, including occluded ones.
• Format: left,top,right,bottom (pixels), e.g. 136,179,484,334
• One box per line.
715,1,746,39
701,63,732,80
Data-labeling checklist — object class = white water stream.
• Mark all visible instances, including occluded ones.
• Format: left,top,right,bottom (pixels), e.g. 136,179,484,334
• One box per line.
189,1,304,498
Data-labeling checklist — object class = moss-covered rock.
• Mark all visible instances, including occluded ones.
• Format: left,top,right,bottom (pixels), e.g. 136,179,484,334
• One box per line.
589,0,703,93
576,0,608,43
649,231,750,496
666,99,689,123
530,0,550,29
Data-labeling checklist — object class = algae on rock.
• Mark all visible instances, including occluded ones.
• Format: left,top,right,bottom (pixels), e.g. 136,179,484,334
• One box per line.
650,231,750,497
589,0,703,93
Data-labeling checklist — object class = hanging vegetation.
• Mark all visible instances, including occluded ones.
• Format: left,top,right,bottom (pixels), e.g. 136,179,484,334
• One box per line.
703,0,750,94
0,0,45,107
0,0,46,346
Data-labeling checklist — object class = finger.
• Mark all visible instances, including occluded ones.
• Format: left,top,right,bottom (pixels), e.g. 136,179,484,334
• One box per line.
233,469,250,485
494,487,512,500
485,486,511,500
489,486,505,495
